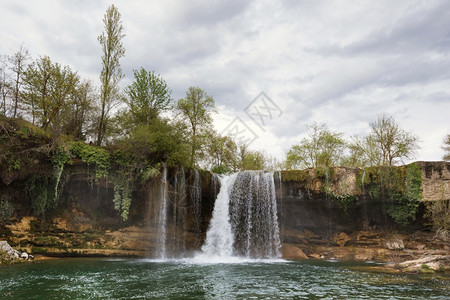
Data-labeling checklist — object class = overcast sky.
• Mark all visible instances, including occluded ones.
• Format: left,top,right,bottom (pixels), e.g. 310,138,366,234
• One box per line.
1,0,449,162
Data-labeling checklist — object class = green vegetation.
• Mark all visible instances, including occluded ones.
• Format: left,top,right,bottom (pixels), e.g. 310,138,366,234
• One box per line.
0,195,14,223
0,4,441,230
425,197,449,238
69,142,110,178
0,250,22,265
358,163,423,225
386,164,422,224
420,264,435,274
286,122,345,169
175,86,216,168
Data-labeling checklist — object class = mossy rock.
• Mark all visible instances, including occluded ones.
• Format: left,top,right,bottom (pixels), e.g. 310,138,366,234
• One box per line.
281,170,310,182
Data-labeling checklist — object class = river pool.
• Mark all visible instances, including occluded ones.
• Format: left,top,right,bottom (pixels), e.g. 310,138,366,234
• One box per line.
0,258,448,299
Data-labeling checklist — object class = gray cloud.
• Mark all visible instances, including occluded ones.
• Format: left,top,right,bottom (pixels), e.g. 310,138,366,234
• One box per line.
1,0,449,161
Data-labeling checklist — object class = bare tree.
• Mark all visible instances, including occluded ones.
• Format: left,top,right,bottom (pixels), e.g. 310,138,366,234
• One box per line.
369,114,419,166
0,56,9,115
8,45,30,118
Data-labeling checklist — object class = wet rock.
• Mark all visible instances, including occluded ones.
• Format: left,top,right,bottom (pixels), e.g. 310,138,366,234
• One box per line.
20,252,28,259
309,253,321,259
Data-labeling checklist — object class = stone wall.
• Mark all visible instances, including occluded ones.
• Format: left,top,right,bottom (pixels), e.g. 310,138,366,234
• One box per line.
415,161,450,201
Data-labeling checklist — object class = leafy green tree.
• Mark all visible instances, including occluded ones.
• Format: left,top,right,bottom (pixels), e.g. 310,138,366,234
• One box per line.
206,131,237,173
96,4,125,145
116,118,189,170
442,134,450,161
241,150,266,170
286,122,345,169
175,86,216,168
22,56,80,131
62,80,96,140
125,68,172,125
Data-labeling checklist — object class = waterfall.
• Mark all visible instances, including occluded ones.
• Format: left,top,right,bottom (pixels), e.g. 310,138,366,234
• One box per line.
229,171,281,258
177,166,187,255
200,174,237,257
361,169,369,229
361,169,366,193
198,171,281,261
157,165,169,259
192,169,202,233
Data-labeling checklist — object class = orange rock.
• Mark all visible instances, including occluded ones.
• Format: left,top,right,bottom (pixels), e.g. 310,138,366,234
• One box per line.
334,232,351,247
281,243,308,260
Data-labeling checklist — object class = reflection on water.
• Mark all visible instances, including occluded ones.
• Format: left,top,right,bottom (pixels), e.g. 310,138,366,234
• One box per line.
0,258,448,299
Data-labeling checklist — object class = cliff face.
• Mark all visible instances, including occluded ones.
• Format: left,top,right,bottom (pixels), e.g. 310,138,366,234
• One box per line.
1,164,218,257
1,161,449,261
278,161,450,261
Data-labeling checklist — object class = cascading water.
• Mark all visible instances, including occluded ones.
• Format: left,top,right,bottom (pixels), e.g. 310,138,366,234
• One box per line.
157,165,169,259
200,174,237,258
229,171,281,258
192,169,202,233
196,171,282,261
361,169,370,229
177,166,187,255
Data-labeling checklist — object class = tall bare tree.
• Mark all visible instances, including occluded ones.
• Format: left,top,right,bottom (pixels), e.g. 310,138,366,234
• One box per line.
96,4,125,145
369,114,419,166
0,57,9,115
8,45,30,118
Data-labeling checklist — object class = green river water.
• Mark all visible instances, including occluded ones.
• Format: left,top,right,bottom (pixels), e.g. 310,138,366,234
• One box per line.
0,258,448,299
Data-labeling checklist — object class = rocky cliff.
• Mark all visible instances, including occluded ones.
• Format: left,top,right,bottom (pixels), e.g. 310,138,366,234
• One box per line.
1,163,218,258
1,161,449,265
278,161,449,264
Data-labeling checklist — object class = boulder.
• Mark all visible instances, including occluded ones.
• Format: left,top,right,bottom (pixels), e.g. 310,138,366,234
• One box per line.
20,252,29,259
396,255,450,273
0,240,15,253
281,244,308,260
382,236,404,250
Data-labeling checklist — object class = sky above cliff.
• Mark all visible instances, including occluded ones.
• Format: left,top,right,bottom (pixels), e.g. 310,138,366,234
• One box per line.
1,0,449,162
